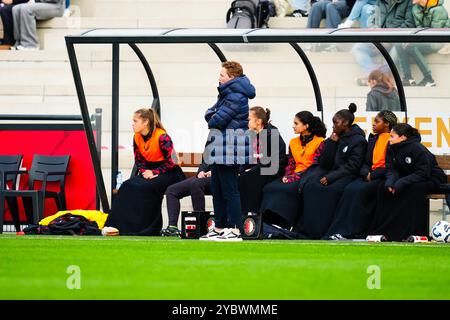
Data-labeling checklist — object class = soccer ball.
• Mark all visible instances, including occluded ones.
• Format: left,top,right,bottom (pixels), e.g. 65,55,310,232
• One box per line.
431,221,450,242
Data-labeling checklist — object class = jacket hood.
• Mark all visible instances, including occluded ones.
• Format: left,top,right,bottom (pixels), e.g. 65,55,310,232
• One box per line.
342,124,366,139
218,75,256,99
373,84,398,97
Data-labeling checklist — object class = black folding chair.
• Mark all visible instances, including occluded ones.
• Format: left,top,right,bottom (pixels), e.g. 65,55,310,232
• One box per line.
0,155,24,232
0,154,70,233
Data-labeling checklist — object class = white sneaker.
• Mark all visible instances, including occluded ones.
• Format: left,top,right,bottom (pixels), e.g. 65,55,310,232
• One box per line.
102,226,119,236
16,45,39,51
215,229,243,242
63,8,71,17
338,19,354,28
199,228,225,241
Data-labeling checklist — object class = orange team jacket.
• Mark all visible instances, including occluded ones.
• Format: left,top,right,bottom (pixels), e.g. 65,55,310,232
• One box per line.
134,127,166,162
371,132,390,170
289,135,325,173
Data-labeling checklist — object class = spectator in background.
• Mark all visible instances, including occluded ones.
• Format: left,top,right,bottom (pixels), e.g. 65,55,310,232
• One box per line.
273,0,295,16
396,0,449,87
337,0,378,28
12,0,65,50
352,0,415,84
63,0,70,17
307,0,356,28
366,69,401,111
0,0,28,47
288,0,310,16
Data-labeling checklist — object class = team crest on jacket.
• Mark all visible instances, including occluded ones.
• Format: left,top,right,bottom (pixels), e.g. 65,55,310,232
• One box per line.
405,157,412,164
342,146,348,153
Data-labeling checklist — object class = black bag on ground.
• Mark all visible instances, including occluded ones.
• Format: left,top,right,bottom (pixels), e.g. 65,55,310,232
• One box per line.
23,213,101,235
262,222,299,239
48,214,101,235
226,0,273,28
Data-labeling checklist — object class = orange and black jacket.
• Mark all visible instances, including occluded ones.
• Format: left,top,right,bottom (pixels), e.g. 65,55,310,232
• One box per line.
284,134,324,183
360,133,389,180
133,129,177,176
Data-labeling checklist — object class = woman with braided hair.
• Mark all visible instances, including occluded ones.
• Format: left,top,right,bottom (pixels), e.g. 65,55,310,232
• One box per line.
324,110,398,240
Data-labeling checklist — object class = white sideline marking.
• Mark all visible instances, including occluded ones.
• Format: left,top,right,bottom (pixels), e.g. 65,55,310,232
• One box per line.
1,235,448,248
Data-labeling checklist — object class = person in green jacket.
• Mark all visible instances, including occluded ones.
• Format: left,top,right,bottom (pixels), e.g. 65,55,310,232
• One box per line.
352,0,416,85
396,0,449,87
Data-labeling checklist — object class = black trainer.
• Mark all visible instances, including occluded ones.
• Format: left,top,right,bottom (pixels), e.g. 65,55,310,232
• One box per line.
327,233,347,241
161,225,181,237
289,9,308,17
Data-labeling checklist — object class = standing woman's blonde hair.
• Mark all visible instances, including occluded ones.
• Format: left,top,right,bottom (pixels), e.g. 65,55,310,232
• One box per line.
134,108,165,133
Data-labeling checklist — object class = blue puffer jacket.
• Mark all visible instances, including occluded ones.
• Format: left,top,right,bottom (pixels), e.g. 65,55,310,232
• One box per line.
204,75,256,165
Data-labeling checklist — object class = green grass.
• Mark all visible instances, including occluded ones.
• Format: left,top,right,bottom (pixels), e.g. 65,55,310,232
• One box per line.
0,235,449,300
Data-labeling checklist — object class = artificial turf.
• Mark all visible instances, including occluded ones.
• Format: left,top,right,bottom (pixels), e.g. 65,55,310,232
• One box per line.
0,235,449,300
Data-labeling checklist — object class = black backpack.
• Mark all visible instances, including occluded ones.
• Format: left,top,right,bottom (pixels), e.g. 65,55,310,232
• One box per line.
47,214,101,235
226,0,274,29
23,213,101,236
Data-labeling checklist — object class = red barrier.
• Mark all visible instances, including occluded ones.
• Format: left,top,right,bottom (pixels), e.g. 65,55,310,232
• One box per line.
0,127,96,222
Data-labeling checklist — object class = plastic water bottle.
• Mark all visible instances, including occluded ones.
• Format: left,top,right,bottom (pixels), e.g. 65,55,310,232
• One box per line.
116,171,123,189
406,235,428,243
366,235,387,242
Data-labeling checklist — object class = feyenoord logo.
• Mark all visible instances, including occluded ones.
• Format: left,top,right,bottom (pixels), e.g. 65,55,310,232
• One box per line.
206,218,215,231
405,157,412,164
342,146,348,153
244,218,255,236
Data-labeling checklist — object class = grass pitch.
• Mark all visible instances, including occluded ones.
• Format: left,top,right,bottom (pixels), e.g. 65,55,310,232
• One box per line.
0,235,449,300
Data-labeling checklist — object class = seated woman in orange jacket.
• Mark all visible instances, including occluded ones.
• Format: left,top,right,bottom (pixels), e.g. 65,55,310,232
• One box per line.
259,111,326,229
104,108,184,236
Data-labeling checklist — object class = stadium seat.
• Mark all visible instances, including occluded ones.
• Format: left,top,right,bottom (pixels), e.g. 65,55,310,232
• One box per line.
0,154,70,233
0,155,24,232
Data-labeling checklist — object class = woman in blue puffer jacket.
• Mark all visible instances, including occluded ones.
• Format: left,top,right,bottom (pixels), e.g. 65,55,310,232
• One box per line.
201,61,256,242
